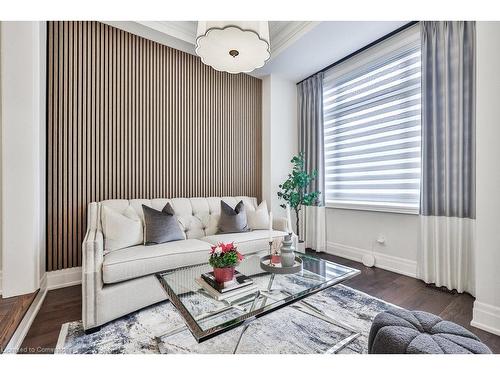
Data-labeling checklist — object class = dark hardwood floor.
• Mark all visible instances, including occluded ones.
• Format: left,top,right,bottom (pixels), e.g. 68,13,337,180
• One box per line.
0,291,37,353
321,253,500,354
19,253,500,354
20,286,81,354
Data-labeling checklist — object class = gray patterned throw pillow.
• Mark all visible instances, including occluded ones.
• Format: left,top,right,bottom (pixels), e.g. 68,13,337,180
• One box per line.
218,200,249,233
142,203,185,245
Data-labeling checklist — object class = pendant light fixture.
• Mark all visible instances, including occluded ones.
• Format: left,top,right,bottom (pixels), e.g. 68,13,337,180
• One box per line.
196,21,271,74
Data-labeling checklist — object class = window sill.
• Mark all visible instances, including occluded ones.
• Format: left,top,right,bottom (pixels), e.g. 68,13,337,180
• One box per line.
325,202,419,215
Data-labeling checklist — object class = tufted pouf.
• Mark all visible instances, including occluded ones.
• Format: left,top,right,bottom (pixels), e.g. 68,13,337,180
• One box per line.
368,308,492,354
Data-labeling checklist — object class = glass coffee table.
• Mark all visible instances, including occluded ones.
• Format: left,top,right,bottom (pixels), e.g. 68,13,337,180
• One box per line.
156,252,361,353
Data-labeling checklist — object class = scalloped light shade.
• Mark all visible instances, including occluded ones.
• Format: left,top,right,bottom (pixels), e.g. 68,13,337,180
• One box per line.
196,21,270,74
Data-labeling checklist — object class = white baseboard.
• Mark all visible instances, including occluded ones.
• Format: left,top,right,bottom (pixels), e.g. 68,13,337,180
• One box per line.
4,267,82,353
4,273,48,353
472,300,500,336
326,241,417,278
46,267,82,290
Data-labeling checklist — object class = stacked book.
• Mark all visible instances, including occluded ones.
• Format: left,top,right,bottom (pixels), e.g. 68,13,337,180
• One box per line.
196,271,257,301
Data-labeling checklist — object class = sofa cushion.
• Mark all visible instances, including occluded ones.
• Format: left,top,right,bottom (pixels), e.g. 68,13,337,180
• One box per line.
218,200,249,233
142,203,185,245
101,205,143,252
102,239,212,284
121,196,258,239
247,200,270,230
201,230,287,255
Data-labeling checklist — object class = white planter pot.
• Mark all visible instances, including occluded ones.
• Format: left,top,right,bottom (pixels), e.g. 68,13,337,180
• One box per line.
296,240,306,254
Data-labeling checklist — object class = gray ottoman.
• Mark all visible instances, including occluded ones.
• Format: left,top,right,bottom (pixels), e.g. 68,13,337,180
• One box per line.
368,308,492,354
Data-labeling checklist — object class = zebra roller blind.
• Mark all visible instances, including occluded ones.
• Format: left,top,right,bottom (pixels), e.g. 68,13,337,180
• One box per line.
323,26,421,213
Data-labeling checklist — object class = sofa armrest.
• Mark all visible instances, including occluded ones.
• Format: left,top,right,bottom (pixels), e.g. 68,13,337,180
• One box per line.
272,217,302,252
82,227,104,273
273,217,290,233
82,202,104,330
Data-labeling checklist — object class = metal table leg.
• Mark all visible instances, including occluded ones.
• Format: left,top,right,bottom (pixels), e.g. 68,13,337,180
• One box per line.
232,323,251,354
291,300,361,354
156,292,261,345
155,304,235,342
159,276,359,354
258,274,276,309
270,289,361,354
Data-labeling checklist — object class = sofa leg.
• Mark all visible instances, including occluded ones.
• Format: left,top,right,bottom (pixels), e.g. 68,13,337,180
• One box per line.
84,326,101,335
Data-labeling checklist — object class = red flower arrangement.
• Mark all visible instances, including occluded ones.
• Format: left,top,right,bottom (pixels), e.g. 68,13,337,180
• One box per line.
208,242,244,283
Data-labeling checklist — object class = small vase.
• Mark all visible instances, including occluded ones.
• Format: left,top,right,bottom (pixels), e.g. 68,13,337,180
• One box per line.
213,267,235,283
280,234,296,267
271,255,281,264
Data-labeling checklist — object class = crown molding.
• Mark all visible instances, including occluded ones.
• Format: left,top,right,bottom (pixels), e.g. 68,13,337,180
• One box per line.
106,21,318,60
269,21,320,59
103,21,195,55
137,21,197,45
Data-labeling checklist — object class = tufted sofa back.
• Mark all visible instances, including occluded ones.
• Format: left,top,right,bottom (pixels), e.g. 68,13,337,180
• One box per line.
97,196,258,239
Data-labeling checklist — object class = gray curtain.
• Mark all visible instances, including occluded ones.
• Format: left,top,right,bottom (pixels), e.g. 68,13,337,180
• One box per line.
298,72,325,205
297,72,326,252
418,21,476,294
420,21,476,219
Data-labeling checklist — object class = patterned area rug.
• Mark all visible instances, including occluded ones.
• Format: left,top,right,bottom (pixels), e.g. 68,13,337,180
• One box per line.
56,284,398,354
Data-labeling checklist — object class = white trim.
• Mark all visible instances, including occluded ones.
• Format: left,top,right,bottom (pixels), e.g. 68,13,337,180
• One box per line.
3,267,83,353
326,241,417,278
46,267,82,290
326,202,419,215
3,274,48,353
471,301,500,336
1,21,45,297
0,271,3,295
136,21,196,45
269,21,320,59
116,21,318,61
102,21,196,56
55,323,69,354
103,21,319,69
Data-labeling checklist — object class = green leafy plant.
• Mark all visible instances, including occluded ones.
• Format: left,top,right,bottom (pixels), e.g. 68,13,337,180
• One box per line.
277,152,321,237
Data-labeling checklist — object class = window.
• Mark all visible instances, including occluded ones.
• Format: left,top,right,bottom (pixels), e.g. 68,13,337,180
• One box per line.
323,26,421,214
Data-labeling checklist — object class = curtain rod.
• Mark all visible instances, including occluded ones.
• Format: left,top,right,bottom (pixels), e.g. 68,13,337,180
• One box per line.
296,21,419,85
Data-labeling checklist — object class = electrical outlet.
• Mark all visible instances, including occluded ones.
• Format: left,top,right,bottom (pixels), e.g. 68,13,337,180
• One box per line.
376,235,386,245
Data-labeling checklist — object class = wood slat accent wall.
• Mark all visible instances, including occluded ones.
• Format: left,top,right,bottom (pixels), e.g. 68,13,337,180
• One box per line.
47,21,262,271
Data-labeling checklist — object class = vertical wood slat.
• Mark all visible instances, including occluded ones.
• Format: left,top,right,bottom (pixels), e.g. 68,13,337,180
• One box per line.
46,21,262,271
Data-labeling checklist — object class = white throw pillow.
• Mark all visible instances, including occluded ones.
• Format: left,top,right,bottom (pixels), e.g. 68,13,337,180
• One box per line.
247,200,270,230
102,205,143,252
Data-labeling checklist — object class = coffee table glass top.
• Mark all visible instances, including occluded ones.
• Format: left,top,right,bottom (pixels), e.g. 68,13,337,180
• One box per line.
156,252,360,343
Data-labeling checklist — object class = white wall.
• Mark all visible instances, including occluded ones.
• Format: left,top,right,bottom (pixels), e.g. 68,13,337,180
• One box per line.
472,21,500,336
262,74,298,217
0,21,46,297
261,73,419,276
262,76,271,209
326,209,419,276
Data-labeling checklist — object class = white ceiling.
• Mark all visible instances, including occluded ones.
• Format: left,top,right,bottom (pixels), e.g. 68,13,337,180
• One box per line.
138,21,318,55
105,21,409,83
253,21,409,82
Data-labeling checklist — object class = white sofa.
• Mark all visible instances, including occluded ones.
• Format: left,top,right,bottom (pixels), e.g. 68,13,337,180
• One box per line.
82,196,291,332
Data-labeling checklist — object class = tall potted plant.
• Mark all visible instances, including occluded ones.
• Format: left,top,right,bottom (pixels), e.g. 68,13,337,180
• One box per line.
277,152,321,240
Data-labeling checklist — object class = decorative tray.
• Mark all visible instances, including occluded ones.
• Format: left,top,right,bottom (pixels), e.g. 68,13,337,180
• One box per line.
259,255,303,274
